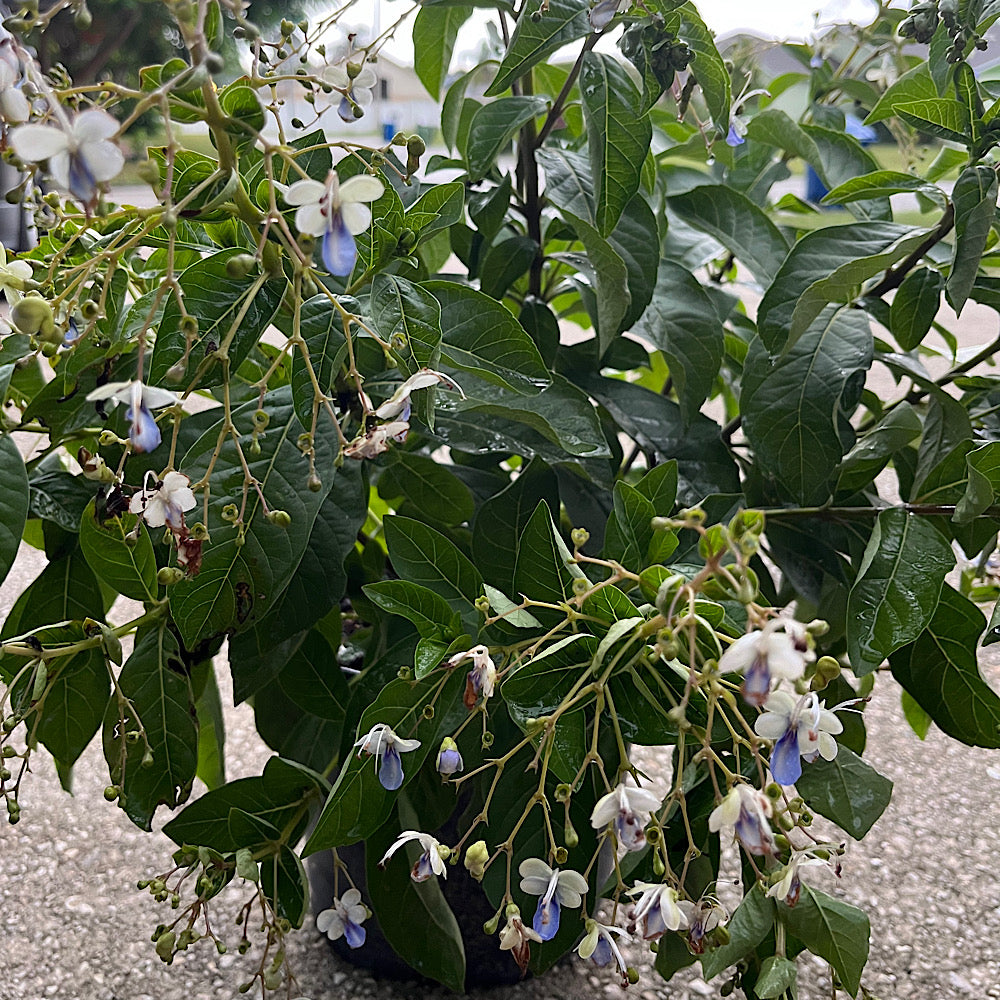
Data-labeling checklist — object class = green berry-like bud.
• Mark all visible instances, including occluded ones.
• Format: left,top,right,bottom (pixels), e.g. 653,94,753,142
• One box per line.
157,567,185,586
179,315,199,337
483,914,499,935
225,253,257,279
155,931,176,961
474,594,491,614
307,472,322,492
464,840,489,880
104,785,119,801
554,782,572,803
136,159,160,187
564,819,578,848
266,509,291,528
554,846,569,864
571,527,590,548
11,295,54,335
406,134,426,156
1,746,15,758
125,730,141,744
572,576,589,596
80,299,100,320
626,968,640,985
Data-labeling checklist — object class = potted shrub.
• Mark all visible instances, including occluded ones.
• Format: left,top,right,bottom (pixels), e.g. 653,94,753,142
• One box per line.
3,0,1000,996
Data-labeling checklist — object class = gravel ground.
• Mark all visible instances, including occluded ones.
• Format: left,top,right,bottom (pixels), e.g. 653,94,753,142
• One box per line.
3,529,1000,1000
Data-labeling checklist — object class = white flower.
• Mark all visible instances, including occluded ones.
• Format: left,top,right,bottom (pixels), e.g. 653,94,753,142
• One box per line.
590,777,661,852
720,619,813,707
498,909,541,975
447,644,496,708
0,40,29,123
129,470,196,531
353,722,421,790
343,420,410,460
85,379,178,453
626,882,687,940
589,0,630,31
379,830,448,882
708,784,777,856
576,919,630,984
754,690,843,785
12,108,124,205
766,852,826,907
316,888,369,948
321,57,377,122
676,898,726,954
373,368,464,422
518,858,589,941
0,241,32,304
284,168,384,277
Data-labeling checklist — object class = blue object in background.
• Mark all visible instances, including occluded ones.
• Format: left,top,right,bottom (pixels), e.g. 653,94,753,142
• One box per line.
383,123,396,142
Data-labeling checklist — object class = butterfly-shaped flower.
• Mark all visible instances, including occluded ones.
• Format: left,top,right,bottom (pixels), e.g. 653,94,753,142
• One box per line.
589,777,661,852
379,830,448,882
626,881,687,940
129,470,196,531
285,169,384,277
353,722,420,791
316,889,369,949
86,379,178,453
754,690,842,786
518,858,588,941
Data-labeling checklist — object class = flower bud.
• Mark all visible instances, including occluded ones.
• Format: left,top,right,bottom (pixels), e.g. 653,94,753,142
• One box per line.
307,472,323,492
436,736,463,776
225,253,257,278
266,509,291,528
155,931,176,961
157,567,185,586
136,159,160,187
554,846,569,864
572,576,589,596
464,840,489,880
563,819,578,848
626,968,640,985
483,914,499,935
11,296,54,336
570,526,590,548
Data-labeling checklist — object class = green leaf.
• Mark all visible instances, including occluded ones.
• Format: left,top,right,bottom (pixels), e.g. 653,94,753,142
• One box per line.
27,469,94,532
781,886,869,998
78,499,157,603
192,660,226,790
865,63,938,125
795,746,893,840
471,455,558,595
169,387,339,648
900,689,932,739
364,579,462,641
947,164,998,315
512,501,587,619
609,195,660,331
412,5,471,97
603,482,656,573
370,275,442,374
741,308,873,505
502,633,598,722
846,508,953,676
485,0,591,97
896,98,972,144
822,169,947,208
366,818,466,992
889,267,943,350
218,78,265,152
678,5,730,132
426,280,549,393
757,222,912,354
754,955,798,999
442,66,484,151
837,403,922,495
260,846,309,928
407,182,466,244
479,235,538,300
148,248,284,389
302,670,467,852
466,96,547,180
667,184,789,285
801,124,890,221
288,295,348,428
580,52,652,236
632,260,724,426
0,434,28,588
890,584,1000,748
379,453,474,526
701,883,775,980
956,440,1000,523
102,626,198,831
383,515,483,630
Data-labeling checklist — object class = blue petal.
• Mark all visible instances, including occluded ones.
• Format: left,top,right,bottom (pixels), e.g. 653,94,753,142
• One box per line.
741,656,770,706
770,727,803,785
338,94,356,122
68,151,98,204
344,919,366,949
591,936,613,967
322,211,358,277
726,123,745,147
378,745,404,790
125,402,162,453
533,896,560,942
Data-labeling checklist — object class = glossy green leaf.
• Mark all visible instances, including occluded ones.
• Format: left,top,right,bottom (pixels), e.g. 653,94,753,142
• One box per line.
471,455,559,594
667,184,789,285
0,434,28,588
28,469,95,532
383,515,483,630
757,222,911,353
466,96,547,180
102,626,198,831
865,63,938,125
413,4,471,97
801,124,890,221
379,453,474,526
900,689,932,739
169,387,339,648
502,633,598,722
836,403,922,495
889,267,943,350
754,955,798,999
366,818,466,992
78,499,157,603
580,52,652,236
370,274,442,375
956,441,1000,523
426,281,549,393
890,585,1000,748
741,307,873,506
288,295,349,428
947,164,998,315
603,482,656,573
484,0,591,97
218,78,265,152
364,579,461,641
479,235,538,299
632,260,724,425
781,886,869,998
700,883,775,980
678,5,730,131
260,845,309,928
846,508,953,676
192,660,226,791
148,248,284,389
302,669,467,852
441,66,484,151
795,746,893,840
822,169,947,208
896,98,972,144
